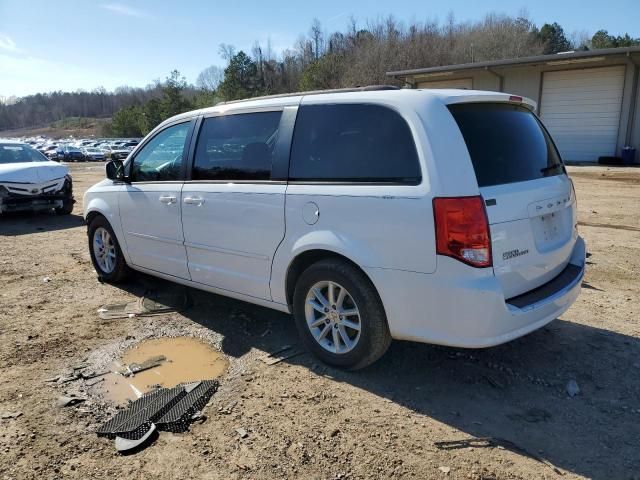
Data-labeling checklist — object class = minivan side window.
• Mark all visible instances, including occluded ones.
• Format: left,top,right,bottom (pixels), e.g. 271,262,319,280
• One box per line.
192,111,282,181
289,104,421,183
130,122,190,182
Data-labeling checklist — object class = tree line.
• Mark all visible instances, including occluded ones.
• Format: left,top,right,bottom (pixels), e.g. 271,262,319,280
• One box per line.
1,13,638,136
0,84,163,132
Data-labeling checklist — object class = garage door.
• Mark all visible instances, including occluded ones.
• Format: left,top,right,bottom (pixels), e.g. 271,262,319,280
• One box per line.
417,78,472,89
540,66,625,162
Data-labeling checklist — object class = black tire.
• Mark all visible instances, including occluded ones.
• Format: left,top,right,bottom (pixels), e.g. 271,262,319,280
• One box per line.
292,259,391,370
55,178,74,215
54,196,74,215
88,215,130,283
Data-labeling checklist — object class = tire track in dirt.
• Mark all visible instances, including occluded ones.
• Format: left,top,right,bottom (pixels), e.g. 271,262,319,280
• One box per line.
578,221,640,232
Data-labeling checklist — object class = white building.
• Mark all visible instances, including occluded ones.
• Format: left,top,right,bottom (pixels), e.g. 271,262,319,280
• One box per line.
388,46,640,163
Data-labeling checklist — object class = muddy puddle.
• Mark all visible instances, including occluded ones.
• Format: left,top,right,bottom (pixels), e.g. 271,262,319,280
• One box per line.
102,337,228,404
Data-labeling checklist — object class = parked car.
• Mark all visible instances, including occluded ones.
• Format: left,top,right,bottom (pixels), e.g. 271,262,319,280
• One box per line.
107,146,131,161
83,87,585,369
44,145,60,159
82,147,106,162
56,146,85,162
76,140,94,148
0,142,74,214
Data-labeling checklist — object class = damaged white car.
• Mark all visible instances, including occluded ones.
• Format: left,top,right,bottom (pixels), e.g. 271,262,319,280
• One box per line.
0,142,74,215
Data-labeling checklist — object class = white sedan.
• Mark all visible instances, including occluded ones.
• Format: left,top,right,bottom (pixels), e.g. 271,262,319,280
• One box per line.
0,142,74,215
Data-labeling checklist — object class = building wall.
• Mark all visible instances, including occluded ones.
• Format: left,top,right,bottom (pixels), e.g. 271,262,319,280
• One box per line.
629,60,640,163
409,53,640,162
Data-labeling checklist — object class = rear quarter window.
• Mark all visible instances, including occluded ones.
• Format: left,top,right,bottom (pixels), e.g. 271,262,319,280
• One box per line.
448,103,564,187
289,103,421,184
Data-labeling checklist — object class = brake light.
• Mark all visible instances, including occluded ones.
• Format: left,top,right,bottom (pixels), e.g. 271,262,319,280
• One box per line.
433,196,492,268
509,95,523,103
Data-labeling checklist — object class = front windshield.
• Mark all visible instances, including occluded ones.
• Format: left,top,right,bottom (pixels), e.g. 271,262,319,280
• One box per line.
0,144,49,164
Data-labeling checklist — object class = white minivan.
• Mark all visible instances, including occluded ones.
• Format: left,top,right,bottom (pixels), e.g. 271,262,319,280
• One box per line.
84,87,585,369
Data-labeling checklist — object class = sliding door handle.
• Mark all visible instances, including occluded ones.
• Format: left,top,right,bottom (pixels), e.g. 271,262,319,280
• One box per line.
183,196,205,206
159,195,177,204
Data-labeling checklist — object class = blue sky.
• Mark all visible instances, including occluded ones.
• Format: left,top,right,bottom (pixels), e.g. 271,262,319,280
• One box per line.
0,0,638,98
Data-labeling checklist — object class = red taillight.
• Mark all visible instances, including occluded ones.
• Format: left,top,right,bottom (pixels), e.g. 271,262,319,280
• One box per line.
433,196,492,268
509,95,523,103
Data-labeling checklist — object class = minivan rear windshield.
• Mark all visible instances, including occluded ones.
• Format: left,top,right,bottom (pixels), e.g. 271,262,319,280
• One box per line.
448,103,564,187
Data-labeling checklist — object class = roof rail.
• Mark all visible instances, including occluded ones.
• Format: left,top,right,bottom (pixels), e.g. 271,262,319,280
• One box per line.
215,85,400,106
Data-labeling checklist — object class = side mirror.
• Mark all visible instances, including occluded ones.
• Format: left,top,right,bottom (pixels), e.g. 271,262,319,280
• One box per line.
105,160,125,181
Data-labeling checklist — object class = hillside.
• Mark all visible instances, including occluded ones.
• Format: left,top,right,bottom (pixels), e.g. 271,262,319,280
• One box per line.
0,117,111,139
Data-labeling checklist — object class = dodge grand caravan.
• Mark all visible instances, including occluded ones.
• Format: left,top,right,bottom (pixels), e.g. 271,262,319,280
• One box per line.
83,86,585,369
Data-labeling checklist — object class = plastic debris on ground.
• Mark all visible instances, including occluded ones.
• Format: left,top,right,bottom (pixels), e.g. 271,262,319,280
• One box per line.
259,345,304,365
116,355,166,377
96,380,219,453
97,288,191,320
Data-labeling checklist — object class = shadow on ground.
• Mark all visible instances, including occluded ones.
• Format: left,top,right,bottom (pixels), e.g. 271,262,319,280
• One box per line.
114,273,640,479
0,212,84,236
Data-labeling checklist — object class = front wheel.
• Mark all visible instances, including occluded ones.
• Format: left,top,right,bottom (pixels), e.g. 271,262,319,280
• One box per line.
55,178,74,215
292,259,391,370
54,196,74,215
88,216,130,282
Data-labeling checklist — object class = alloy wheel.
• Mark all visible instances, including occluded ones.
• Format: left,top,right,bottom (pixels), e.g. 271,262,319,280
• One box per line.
93,227,117,274
304,281,362,354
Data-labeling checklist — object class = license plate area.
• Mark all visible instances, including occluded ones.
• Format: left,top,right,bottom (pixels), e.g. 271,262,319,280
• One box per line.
531,208,571,252
539,212,561,242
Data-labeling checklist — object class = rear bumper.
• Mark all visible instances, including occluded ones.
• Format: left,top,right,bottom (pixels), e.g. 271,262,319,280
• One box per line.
365,236,586,348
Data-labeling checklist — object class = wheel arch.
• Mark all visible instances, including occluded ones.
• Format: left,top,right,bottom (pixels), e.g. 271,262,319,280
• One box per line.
284,248,382,309
84,199,130,264
85,209,103,226
84,196,116,223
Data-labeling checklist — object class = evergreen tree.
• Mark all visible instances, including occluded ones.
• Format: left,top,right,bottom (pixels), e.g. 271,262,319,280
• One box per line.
161,70,192,118
592,30,640,49
110,106,144,137
538,23,572,54
217,51,260,101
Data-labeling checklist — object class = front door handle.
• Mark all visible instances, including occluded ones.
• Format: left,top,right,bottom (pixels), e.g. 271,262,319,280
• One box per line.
159,195,177,204
183,196,205,206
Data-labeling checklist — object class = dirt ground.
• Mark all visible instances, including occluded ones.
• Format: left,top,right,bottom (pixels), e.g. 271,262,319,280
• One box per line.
0,164,639,480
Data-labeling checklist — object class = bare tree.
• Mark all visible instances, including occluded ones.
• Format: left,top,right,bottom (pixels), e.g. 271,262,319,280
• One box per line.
310,18,324,59
218,43,236,62
196,65,224,91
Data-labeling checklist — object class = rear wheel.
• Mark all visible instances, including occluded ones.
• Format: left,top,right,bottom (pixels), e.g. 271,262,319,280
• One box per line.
88,216,130,282
292,259,391,370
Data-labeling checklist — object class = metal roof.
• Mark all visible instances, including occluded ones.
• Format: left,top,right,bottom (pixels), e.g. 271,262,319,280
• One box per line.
386,46,640,79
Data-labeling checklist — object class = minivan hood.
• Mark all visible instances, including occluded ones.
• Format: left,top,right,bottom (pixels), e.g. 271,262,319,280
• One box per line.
0,161,69,184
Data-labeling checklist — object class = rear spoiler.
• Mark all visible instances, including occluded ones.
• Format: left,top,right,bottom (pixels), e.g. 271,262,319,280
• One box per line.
443,93,536,111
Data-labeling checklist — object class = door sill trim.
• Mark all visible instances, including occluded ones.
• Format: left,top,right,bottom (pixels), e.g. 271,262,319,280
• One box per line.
129,264,291,314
